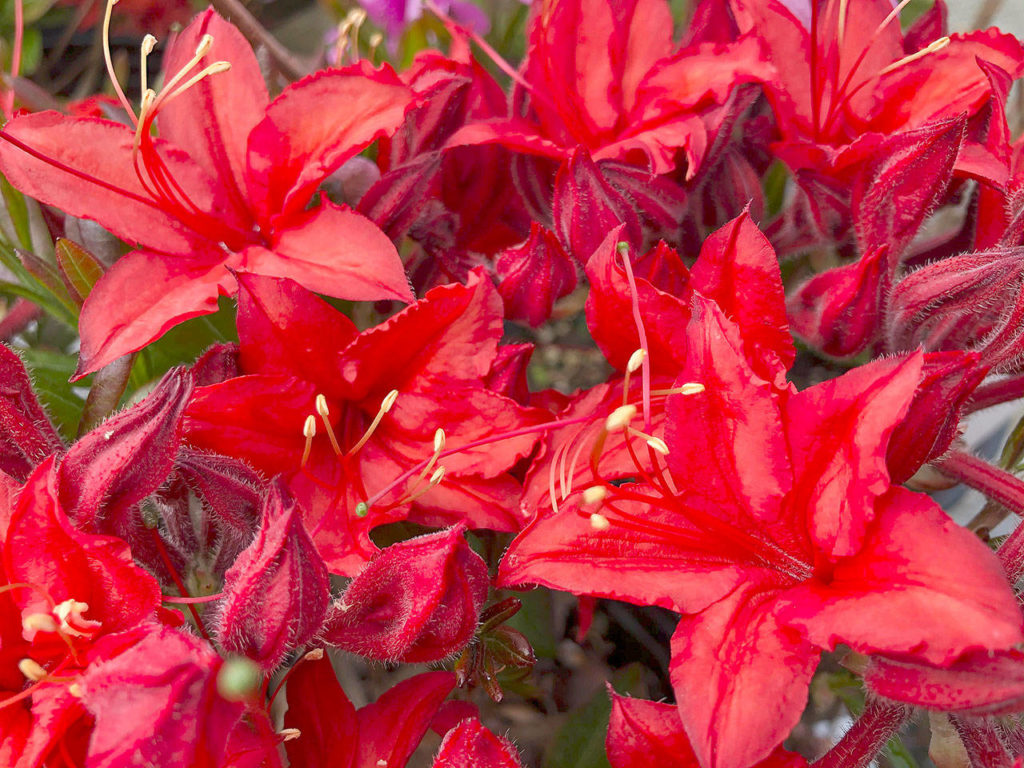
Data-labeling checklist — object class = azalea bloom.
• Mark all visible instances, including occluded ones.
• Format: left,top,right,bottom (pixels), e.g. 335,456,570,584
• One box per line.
185,270,547,573
500,298,1022,767
0,8,415,376
729,0,1024,179
0,457,163,765
284,660,460,768
450,0,771,175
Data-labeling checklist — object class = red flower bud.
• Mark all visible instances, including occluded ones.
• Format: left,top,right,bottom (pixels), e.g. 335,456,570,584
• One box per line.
324,525,489,663
57,367,192,531
886,351,988,483
433,717,523,768
216,481,331,671
495,223,577,327
553,148,642,263
787,246,891,358
864,650,1024,716
0,343,63,481
887,247,1024,371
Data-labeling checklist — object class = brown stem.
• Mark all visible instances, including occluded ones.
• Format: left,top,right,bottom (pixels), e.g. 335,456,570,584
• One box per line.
77,354,134,436
0,298,39,341
208,0,307,81
813,698,910,768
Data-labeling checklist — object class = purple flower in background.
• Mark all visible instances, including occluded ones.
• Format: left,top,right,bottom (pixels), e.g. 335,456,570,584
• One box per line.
361,0,491,41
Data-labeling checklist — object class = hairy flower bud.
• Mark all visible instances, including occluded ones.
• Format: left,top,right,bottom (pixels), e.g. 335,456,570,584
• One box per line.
57,367,192,531
216,481,331,670
886,351,988,483
324,524,488,662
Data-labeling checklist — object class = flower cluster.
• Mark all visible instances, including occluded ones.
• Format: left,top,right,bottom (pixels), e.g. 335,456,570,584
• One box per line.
1,0,1024,766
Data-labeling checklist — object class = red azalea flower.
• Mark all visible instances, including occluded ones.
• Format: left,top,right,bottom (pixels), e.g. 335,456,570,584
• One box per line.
730,0,1024,174
0,457,164,765
449,0,772,174
185,270,547,573
0,8,415,376
606,689,806,768
500,297,1022,768
284,658,458,768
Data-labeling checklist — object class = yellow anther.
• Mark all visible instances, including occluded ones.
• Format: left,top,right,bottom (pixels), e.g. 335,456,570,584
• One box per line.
645,436,670,455
347,390,399,457
301,414,316,467
679,383,705,395
68,682,84,698
878,37,950,77
315,394,330,417
589,513,611,531
279,728,301,742
194,33,214,59
626,349,646,373
140,34,157,95
605,405,637,432
429,466,446,486
22,613,58,635
303,648,324,661
582,486,607,506
434,428,446,453
18,658,47,682
314,394,343,457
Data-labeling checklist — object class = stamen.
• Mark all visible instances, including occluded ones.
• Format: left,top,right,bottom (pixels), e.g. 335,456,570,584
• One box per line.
877,36,951,77
22,613,57,635
638,433,669,456
315,394,343,457
18,659,46,682
301,415,316,467
304,648,324,661
68,683,83,698
149,62,232,115
589,513,611,531
347,389,398,457
605,405,637,432
279,729,301,742
582,486,607,506
874,0,915,39
616,243,653,429
101,0,138,125
368,33,384,61
837,0,850,48
650,383,705,396
622,348,646,407
140,34,157,96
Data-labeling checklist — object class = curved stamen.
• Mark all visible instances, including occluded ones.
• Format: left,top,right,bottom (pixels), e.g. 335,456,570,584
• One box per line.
102,0,138,125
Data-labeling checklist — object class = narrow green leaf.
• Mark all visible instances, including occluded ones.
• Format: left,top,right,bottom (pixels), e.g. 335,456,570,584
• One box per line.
55,238,105,304
0,174,33,251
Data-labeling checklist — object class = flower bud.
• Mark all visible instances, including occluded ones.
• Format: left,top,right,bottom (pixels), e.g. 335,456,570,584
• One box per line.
324,525,488,663
216,481,331,671
886,351,988,483
57,367,192,531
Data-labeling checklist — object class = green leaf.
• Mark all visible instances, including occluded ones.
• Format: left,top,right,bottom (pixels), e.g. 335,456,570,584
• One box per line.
0,174,33,251
128,297,237,391
55,238,105,304
19,346,88,441
542,664,645,768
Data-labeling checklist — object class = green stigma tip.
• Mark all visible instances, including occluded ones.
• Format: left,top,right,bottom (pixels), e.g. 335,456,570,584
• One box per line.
355,502,369,518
